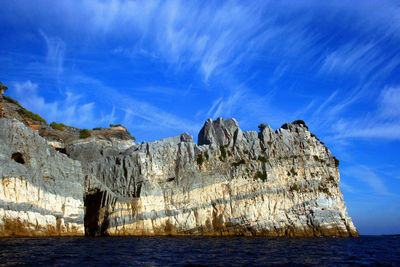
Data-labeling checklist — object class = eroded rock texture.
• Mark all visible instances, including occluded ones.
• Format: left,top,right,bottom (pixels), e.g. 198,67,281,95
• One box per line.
75,118,357,237
0,117,358,237
0,120,84,236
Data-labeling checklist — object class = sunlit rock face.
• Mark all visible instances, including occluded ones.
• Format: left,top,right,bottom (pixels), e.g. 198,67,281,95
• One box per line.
0,117,358,237
0,120,84,237
73,118,358,237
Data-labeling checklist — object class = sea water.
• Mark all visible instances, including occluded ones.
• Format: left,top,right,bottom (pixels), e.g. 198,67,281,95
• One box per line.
0,236,399,266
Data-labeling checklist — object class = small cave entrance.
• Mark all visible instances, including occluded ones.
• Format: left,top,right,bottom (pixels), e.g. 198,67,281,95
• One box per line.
84,189,110,237
11,152,25,164
55,147,67,155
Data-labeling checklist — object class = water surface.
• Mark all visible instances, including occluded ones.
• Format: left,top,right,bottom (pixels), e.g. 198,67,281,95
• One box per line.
0,236,399,266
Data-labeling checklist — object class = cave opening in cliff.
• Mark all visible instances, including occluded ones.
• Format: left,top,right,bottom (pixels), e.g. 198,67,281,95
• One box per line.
55,147,67,155
84,190,108,237
11,152,25,164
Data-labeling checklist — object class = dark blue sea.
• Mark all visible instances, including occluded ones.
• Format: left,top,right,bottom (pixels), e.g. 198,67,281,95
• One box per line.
0,236,399,266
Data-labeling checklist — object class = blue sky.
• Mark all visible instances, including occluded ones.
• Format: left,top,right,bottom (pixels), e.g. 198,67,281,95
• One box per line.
1,1,399,235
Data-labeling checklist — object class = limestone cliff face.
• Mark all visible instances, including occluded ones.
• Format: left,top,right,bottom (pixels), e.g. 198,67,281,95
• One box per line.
0,117,358,237
71,118,357,237
0,120,84,236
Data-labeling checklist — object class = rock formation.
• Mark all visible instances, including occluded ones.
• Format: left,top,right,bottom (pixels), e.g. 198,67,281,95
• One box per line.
0,119,84,236
0,100,358,237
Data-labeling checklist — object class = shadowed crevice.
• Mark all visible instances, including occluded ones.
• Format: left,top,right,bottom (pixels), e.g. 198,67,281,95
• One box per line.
84,189,111,237
84,190,103,237
55,147,67,155
11,152,25,164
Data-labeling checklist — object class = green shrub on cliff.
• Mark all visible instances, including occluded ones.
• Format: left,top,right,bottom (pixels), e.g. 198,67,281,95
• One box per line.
219,145,227,160
57,123,77,130
79,129,91,139
333,156,340,167
17,108,46,123
319,185,330,195
196,153,204,166
292,120,308,130
328,176,337,184
3,96,23,108
50,122,64,131
290,183,300,192
257,155,267,163
255,170,267,181
232,159,246,167
258,123,267,132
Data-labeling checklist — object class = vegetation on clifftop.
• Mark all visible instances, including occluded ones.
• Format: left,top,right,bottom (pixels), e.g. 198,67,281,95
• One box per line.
50,122,65,131
292,120,308,130
17,108,46,123
1,87,46,123
79,129,91,139
333,156,340,167
4,93,136,141
258,123,267,132
110,124,123,127
3,96,23,108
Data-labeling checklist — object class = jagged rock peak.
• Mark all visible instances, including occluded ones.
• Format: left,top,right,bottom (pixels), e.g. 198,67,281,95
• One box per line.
198,117,243,147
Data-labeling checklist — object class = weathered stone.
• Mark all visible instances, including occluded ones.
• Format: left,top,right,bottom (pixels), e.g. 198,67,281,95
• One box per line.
198,118,243,148
0,116,359,237
0,119,84,237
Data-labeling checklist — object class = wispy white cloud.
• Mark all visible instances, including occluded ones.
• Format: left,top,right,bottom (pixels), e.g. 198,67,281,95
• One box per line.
210,90,245,119
339,181,356,193
39,30,65,78
3,0,400,143
344,165,392,196
80,0,270,82
63,74,202,139
313,90,339,116
122,102,200,136
12,80,114,128
321,43,378,75
206,97,223,118
6,0,320,85
335,123,400,140
303,86,365,135
321,85,400,141
379,87,400,119
4,0,400,85
320,41,400,85
269,64,289,85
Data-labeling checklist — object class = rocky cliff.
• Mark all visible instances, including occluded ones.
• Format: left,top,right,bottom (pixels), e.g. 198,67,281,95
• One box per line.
0,103,358,237
0,119,84,236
